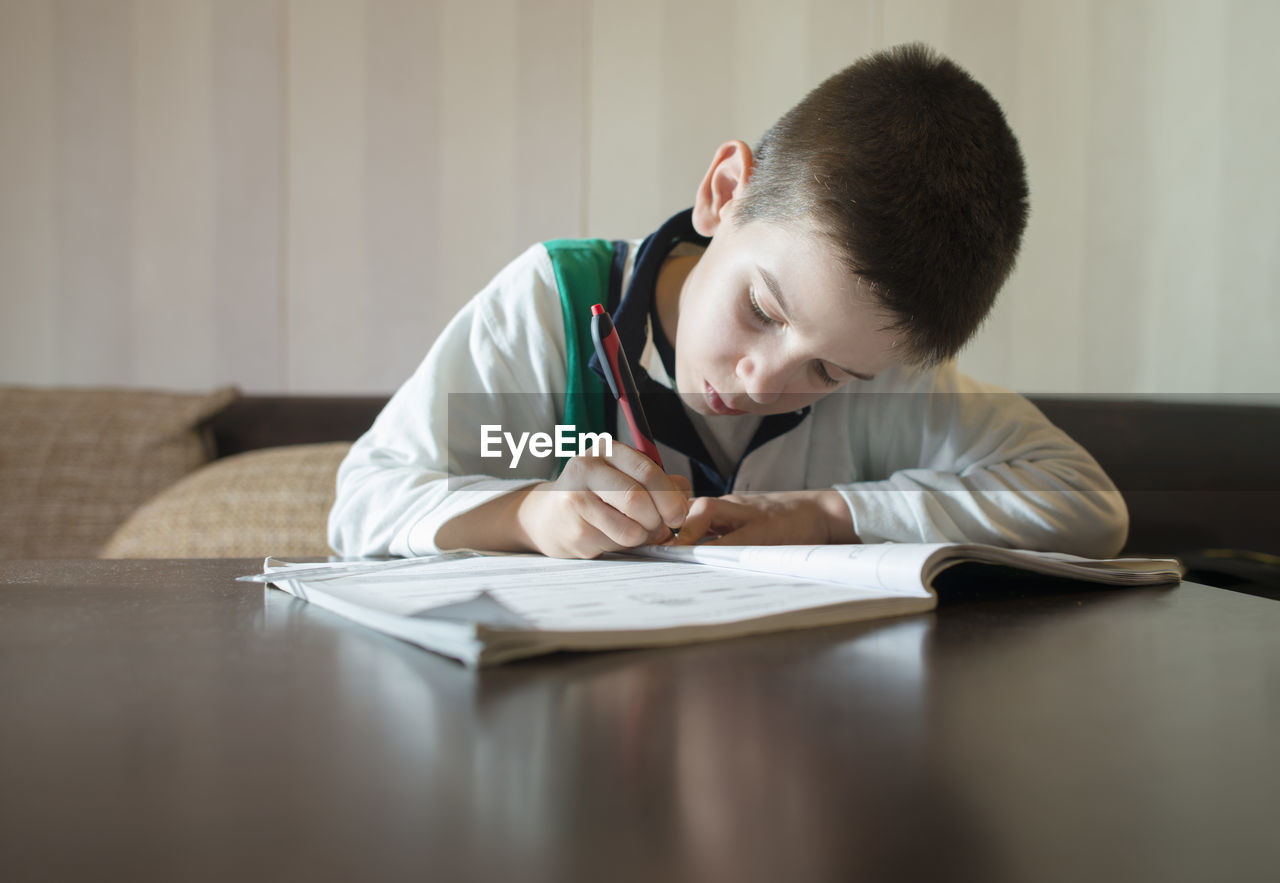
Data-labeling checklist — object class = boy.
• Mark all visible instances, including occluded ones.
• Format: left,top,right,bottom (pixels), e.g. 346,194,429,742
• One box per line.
329,43,1128,560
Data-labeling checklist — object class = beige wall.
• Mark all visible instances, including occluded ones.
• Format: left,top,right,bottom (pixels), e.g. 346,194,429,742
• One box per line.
1,0,1276,395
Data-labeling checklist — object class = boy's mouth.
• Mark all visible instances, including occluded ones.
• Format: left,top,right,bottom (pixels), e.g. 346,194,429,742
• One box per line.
704,382,746,416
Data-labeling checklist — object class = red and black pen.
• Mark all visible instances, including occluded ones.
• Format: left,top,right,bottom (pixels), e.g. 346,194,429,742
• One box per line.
590,303,664,468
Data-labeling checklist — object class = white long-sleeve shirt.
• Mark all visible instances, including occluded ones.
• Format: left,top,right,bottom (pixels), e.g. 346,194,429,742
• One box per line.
329,239,1128,559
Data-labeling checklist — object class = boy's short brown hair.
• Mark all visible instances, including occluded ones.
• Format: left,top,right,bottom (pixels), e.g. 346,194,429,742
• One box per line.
736,42,1029,367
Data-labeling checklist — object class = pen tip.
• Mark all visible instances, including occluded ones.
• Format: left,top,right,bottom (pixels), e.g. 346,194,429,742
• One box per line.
591,303,604,316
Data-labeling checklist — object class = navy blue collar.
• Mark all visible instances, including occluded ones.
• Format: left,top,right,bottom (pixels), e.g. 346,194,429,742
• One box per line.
614,208,706,371
588,209,810,495
585,208,703,394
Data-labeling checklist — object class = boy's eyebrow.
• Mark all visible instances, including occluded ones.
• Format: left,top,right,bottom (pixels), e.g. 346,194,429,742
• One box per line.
758,265,878,381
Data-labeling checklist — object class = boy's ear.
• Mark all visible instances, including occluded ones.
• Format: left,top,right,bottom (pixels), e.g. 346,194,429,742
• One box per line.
691,140,754,237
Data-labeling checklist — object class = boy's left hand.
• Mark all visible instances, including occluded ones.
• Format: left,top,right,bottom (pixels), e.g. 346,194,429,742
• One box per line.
674,490,860,546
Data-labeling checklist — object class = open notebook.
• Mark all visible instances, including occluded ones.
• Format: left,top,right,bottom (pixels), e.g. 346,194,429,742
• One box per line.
240,543,1183,667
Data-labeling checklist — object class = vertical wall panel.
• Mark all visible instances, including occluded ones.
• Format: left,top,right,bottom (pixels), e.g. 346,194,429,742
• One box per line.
286,0,368,393
1138,1,1227,394
433,0,521,318
881,0,952,50
211,0,286,390
731,0,812,145
1004,1,1091,392
586,1,666,238
0,0,1276,396
132,0,215,388
658,0,736,217
0,0,57,383
513,0,587,242
806,0,881,86
1138,1,1225,394
1076,0,1152,394
53,0,134,384
1218,0,1280,393
363,0,443,390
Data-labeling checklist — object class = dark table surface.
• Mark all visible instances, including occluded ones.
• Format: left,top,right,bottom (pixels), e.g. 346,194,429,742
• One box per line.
2,558,1277,883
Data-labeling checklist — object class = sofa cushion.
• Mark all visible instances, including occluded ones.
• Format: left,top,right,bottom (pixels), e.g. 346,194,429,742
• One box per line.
0,385,239,559
100,442,350,559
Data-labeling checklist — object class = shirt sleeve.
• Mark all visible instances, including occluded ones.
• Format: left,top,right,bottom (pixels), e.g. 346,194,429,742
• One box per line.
327,244,570,558
834,364,1130,558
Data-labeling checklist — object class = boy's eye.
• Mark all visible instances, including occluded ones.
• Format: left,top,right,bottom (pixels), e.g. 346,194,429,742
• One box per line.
748,287,842,387
748,289,778,327
814,362,841,387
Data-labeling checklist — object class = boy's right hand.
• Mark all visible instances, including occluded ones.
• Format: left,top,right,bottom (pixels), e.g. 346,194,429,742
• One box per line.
516,445,691,559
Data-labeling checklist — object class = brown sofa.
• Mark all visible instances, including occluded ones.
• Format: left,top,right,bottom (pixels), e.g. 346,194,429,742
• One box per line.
3,386,1277,591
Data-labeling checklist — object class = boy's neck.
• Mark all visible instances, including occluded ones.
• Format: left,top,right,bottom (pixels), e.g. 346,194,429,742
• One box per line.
653,253,700,349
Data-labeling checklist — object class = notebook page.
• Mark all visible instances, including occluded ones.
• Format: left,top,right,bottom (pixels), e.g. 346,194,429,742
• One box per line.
267,554,906,633
636,543,942,597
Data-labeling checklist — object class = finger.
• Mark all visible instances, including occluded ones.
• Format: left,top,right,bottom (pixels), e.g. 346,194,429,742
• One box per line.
530,487,627,559
673,497,747,544
597,444,691,531
562,451,668,536
666,475,694,538
569,487,656,550
648,524,677,545
552,522,617,559
673,501,714,544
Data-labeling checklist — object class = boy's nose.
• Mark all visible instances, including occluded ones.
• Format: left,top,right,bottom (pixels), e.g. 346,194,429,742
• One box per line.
738,356,786,405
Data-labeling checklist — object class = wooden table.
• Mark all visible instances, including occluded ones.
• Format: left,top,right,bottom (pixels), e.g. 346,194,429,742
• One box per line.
2,559,1277,883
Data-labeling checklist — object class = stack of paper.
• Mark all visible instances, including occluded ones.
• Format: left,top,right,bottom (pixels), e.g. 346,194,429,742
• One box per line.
240,543,1183,667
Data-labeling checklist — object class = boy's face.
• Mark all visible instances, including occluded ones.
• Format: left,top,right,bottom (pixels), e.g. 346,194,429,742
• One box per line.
658,206,902,418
